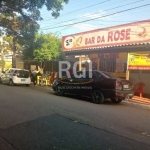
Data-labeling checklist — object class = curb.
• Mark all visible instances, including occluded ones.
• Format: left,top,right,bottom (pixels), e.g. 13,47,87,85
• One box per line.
30,84,52,89
129,99,150,105
123,100,150,109
131,97,150,104
127,96,150,107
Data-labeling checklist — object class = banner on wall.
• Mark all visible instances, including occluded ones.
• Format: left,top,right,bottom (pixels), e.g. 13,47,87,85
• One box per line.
62,20,150,51
128,53,150,70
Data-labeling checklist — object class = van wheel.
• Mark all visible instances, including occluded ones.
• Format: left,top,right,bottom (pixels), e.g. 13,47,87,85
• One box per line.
26,84,30,87
9,79,14,86
92,90,104,104
111,98,123,103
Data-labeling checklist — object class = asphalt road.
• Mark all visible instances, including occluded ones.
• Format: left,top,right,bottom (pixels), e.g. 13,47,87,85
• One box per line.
0,84,150,150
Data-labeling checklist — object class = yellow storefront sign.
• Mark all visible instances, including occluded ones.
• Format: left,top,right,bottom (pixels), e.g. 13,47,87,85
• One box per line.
128,53,150,70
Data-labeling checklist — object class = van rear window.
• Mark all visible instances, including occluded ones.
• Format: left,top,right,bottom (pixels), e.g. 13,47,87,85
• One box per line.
14,70,29,78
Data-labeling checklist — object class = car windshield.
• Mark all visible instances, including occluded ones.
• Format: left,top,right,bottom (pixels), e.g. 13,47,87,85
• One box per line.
100,71,121,79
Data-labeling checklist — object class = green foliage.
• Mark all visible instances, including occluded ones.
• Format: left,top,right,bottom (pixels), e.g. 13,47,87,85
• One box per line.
33,33,64,63
0,0,68,65
0,37,10,55
0,0,69,32
0,60,5,66
3,36,21,53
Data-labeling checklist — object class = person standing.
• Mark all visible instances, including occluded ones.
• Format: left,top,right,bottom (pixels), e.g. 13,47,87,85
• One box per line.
68,68,73,78
32,69,38,85
50,72,54,86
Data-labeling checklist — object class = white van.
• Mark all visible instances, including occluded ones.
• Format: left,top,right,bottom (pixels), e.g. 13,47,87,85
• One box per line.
0,68,31,86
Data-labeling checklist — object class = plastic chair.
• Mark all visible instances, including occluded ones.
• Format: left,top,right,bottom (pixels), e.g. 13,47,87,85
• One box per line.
133,83,145,97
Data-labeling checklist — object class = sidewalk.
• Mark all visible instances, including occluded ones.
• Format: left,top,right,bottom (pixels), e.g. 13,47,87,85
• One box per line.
128,96,150,105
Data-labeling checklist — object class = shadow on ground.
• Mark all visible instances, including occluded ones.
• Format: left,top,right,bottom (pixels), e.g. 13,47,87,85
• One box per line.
0,114,150,150
50,92,124,106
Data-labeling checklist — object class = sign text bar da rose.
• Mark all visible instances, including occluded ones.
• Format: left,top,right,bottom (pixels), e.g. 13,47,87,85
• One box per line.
62,20,150,51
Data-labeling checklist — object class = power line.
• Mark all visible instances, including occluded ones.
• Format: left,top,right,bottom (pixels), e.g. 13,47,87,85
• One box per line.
40,0,89,15
56,26,73,33
41,0,145,24
42,3,150,30
60,9,150,36
39,7,150,34
43,0,111,22
60,0,111,16
41,0,145,29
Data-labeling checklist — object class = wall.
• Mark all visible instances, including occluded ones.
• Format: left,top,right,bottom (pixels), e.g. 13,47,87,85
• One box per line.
24,61,59,72
88,52,127,78
0,55,24,72
16,56,24,69
88,54,99,70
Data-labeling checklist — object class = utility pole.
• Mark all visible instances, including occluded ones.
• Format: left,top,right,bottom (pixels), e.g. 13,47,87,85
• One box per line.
12,36,16,68
1,43,4,72
12,13,17,68
0,32,4,72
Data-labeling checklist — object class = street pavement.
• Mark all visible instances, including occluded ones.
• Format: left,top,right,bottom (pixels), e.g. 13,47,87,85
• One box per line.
0,84,150,150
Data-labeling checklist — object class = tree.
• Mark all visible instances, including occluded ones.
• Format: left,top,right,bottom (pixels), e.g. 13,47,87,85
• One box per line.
33,33,64,68
3,36,22,53
0,60,5,66
0,0,69,67
0,34,9,72
0,0,69,33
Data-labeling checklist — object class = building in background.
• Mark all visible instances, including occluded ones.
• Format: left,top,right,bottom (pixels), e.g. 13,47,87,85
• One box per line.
0,52,24,72
62,19,150,97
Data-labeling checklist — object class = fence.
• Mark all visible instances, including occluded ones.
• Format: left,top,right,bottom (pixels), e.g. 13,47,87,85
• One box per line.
24,60,59,72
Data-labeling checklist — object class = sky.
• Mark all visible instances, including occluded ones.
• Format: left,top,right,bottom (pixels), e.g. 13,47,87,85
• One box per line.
38,0,150,37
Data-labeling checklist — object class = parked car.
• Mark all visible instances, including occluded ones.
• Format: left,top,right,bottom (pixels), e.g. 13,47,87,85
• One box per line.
52,70,134,104
0,72,4,77
0,68,31,86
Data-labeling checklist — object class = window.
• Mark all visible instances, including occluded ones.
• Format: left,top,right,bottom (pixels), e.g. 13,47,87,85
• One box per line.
85,71,93,79
9,69,15,73
100,71,120,79
71,72,82,79
95,72,102,79
71,71,93,79
100,58,116,72
14,70,29,78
